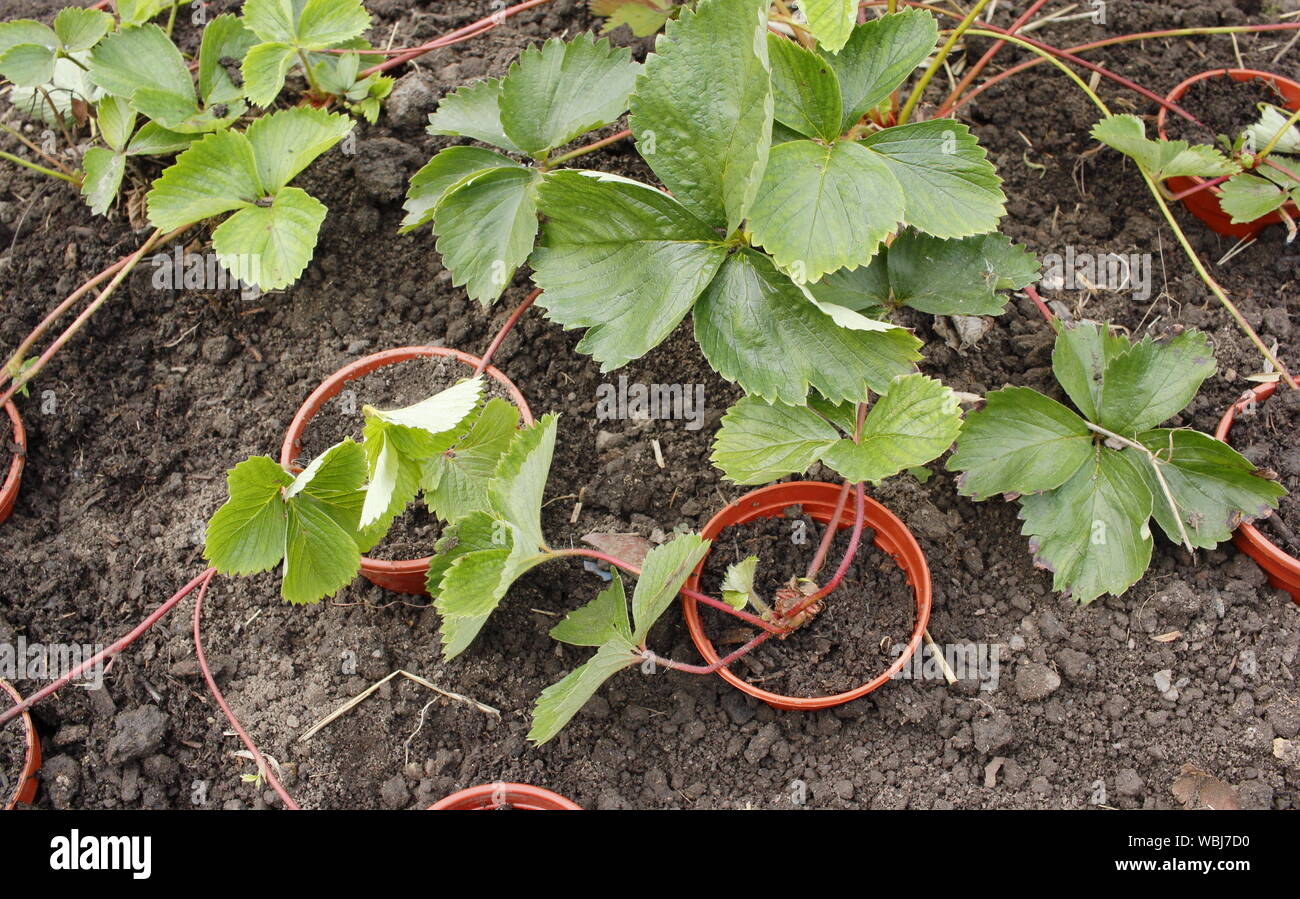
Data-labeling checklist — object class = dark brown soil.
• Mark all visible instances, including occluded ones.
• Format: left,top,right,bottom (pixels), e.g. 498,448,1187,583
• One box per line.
1165,71,1293,144
696,510,915,697
1229,386,1300,555
1,0,1299,812
1,698,26,805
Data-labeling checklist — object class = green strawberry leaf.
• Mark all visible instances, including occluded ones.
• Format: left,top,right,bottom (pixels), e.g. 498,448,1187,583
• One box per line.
528,638,642,744
693,248,921,405
711,395,839,485
721,555,759,610
1050,320,1130,422
81,147,126,216
53,8,113,53
0,21,57,87
423,398,521,522
210,187,328,290
1218,171,1296,223
948,386,1094,500
630,533,711,644
427,77,522,154
629,0,772,233
820,9,937,131
591,0,676,37
532,171,729,370
821,374,961,483
1094,329,1215,435
433,165,542,306
550,571,633,647
204,455,295,575
147,128,264,230
198,14,258,107
860,119,1006,238
1244,104,1300,156
241,40,296,107
767,33,843,141
487,414,558,553
800,0,856,53
747,138,904,283
498,34,639,156
1131,428,1285,548
244,106,354,193
1018,446,1153,605
401,146,518,231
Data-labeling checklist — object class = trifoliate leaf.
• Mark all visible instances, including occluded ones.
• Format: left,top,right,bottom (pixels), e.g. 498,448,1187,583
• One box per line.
721,556,759,610
423,398,520,522
630,533,711,644
433,166,541,306
1050,319,1129,422
528,638,642,744
244,106,353,192
1131,428,1285,548
205,440,368,604
1095,329,1215,435
820,9,937,131
550,572,633,646
767,32,842,141
81,147,126,216
861,120,1006,238
53,8,113,53
1218,171,1296,223
498,34,639,156
814,229,1039,316
533,171,729,370
800,0,856,54
204,456,294,575
948,386,1094,499
1018,446,1153,605
401,146,518,231
629,0,772,233
748,138,904,282
211,187,328,290
693,248,921,405
427,77,522,154
1091,114,1240,181
710,396,839,485
822,374,961,483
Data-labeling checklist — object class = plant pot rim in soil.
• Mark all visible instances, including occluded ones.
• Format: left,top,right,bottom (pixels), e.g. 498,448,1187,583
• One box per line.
1,678,40,810
428,782,582,810
1156,67,1300,239
279,345,534,595
681,480,933,711
0,400,27,527
1215,380,1300,604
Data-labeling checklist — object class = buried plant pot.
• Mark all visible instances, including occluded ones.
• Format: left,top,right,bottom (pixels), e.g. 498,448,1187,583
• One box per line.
280,346,533,595
0,400,26,526
1,679,40,810
682,481,932,711
1157,68,1300,238
429,782,581,810
1215,381,1300,604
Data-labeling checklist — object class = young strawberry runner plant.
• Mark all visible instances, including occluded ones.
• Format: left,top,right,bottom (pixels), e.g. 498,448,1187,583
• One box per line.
948,321,1286,604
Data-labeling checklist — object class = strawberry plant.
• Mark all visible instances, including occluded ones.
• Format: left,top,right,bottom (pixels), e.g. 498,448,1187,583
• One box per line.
948,321,1286,605
1092,103,1300,240
401,33,641,305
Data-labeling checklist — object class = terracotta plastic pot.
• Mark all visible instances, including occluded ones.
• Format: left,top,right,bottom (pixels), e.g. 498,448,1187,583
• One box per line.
280,346,533,595
1156,68,1300,238
1215,381,1300,604
0,400,26,526
429,783,581,810
1,679,40,810
682,481,933,711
